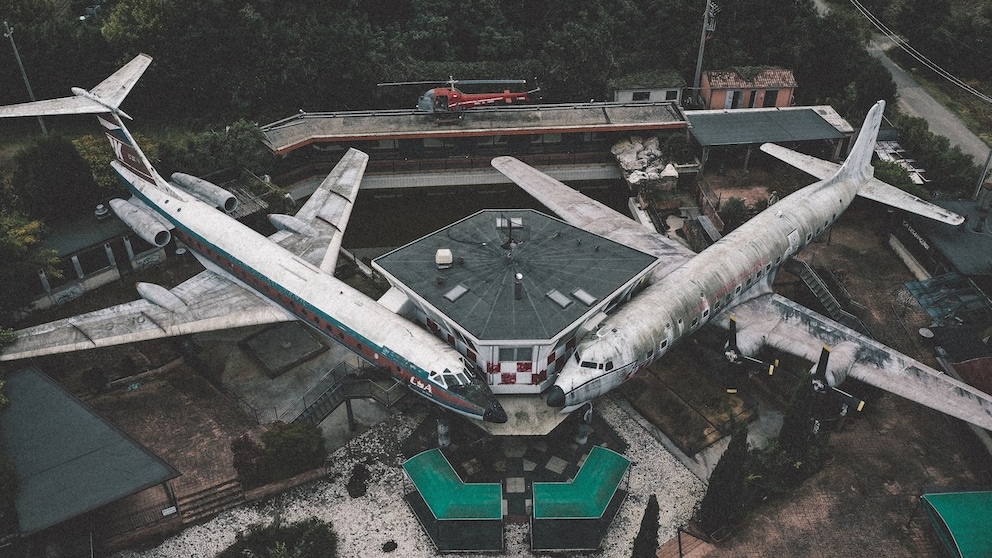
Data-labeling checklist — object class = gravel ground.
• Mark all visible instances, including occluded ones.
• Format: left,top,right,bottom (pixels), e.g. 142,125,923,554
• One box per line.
112,393,705,558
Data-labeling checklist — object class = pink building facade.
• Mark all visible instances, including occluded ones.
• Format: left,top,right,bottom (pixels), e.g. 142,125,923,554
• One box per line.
700,68,797,110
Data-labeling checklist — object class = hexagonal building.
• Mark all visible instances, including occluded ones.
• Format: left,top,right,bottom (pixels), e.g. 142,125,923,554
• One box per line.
373,209,658,395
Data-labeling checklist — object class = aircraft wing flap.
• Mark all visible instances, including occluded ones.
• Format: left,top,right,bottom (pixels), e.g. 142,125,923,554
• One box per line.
274,148,368,273
759,143,838,180
491,156,693,277
717,293,992,431
0,270,294,362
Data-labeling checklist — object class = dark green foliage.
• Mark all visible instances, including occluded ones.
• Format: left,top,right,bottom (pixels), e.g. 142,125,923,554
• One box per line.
696,422,749,535
11,134,102,223
259,422,327,482
155,120,276,178
217,517,338,558
346,463,369,498
892,114,981,197
631,494,660,558
719,197,749,232
231,433,266,489
874,160,929,199
0,211,59,321
779,373,817,462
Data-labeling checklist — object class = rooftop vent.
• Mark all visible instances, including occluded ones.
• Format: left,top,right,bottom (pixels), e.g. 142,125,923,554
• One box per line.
571,288,598,306
435,248,453,270
444,284,469,302
546,289,572,309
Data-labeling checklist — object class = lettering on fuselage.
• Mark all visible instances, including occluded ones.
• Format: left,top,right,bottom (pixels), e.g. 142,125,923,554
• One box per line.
410,377,433,395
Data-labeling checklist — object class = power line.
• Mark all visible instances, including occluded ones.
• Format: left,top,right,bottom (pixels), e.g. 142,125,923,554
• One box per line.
847,0,992,105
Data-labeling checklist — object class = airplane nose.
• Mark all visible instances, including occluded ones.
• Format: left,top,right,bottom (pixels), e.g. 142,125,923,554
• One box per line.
484,403,508,423
546,386,565,407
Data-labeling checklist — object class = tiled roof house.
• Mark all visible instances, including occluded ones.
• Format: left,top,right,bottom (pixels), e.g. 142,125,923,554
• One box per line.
700,68,797,110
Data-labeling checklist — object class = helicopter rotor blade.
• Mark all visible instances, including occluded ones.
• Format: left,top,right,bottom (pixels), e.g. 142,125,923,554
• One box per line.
377,81,448,87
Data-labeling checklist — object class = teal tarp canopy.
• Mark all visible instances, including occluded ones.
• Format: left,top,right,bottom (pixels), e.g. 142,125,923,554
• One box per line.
403,449,502,520
0,368,178,535
921,491,992,558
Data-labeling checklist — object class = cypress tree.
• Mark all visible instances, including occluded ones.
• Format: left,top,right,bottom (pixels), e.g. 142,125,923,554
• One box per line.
696,421,749,535
631,494,660,558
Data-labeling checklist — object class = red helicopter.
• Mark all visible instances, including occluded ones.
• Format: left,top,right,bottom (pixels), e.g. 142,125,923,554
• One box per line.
379,78,539,119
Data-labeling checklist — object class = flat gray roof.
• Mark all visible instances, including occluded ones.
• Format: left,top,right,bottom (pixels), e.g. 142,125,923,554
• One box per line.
261,101,687,155
0,368,178,535
906,200,992,276
374,209,657,341
685,106,848,147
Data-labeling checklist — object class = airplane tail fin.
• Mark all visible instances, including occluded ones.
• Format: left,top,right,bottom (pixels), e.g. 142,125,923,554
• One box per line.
835,100,886,185
0,53,168,193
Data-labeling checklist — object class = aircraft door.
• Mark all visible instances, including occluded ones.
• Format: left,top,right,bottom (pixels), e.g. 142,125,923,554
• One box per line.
787,229,800,254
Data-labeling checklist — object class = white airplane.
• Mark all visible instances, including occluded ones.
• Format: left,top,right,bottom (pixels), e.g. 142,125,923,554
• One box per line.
0,54,507,424
493,100,992,432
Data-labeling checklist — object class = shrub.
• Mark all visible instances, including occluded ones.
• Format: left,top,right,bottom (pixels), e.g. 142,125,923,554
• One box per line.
217,517,337,558
258,422,327,482
346,463,369,498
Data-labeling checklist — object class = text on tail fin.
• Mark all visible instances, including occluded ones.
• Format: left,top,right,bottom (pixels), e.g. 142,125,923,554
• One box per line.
99,113,155,183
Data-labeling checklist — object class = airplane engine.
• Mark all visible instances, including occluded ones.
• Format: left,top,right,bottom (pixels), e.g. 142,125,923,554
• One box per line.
170,172,239,213
109,198,171,247
817,341,859,387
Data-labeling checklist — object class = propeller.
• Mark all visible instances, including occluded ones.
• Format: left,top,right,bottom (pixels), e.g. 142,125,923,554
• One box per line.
811,346,865,416
723,316,777,394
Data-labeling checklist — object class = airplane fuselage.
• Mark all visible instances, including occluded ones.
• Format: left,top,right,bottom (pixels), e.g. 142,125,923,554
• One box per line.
549,164,865,410
114,164,506,423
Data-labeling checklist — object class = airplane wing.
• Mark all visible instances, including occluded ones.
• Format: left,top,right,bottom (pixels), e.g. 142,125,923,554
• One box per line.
0,270,294,362
715,293,992,431
269,148,369,273
491,156,694,278
760,143,963,226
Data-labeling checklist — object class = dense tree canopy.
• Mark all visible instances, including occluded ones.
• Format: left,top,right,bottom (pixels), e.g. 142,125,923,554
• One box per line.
10,134,102,223
0,211,60,320
0,0,911,126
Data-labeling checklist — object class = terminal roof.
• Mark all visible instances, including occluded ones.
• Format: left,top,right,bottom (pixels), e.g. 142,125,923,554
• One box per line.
374,209,657,341
261,101,686,155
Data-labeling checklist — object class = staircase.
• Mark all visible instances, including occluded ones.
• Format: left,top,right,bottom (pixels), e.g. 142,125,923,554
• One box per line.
293,377,406,426
784,258,874,338
177,479,245,525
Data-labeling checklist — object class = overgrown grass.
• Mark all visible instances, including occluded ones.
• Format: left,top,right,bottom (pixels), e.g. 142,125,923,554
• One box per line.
886,47,992,147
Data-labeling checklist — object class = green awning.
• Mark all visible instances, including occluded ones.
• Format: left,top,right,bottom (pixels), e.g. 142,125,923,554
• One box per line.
686,108,845,147
921,491,992,558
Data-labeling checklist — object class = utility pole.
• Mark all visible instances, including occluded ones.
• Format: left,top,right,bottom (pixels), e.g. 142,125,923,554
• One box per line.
691,0,719,108
974,148,992,201
3,20,46,134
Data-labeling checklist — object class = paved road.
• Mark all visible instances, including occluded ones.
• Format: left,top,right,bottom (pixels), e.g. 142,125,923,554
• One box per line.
868,36,991,165
814,0,989,168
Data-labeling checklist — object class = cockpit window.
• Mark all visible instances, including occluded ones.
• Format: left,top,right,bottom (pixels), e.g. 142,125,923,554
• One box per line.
429,367,471,388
